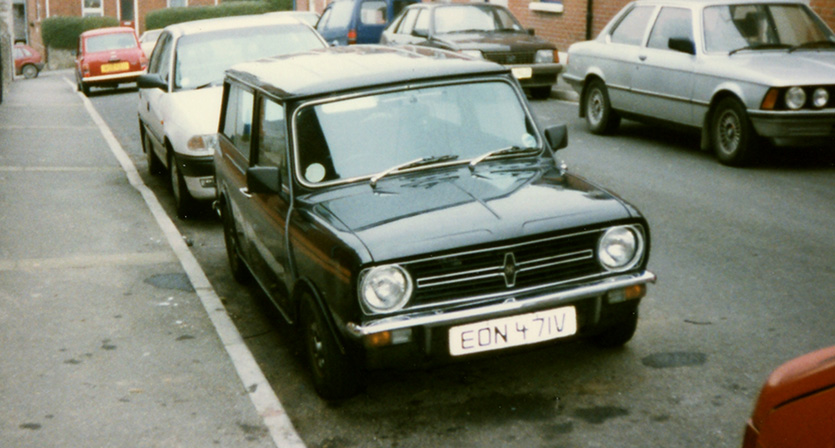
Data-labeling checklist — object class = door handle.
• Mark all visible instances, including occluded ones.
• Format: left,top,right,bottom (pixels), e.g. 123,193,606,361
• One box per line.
239,187,252,199
639,55,647,61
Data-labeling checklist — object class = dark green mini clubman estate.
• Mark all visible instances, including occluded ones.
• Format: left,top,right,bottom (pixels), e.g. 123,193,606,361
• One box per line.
213,45,656,399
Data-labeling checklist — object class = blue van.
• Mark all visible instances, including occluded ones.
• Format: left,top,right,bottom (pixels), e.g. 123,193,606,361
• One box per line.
316,0,419,45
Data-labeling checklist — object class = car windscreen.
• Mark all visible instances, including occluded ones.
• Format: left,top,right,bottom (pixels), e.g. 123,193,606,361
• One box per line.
174,24,325,90
434,5,524,34
703,4,835,52
294,81,540,186
85,33,137,53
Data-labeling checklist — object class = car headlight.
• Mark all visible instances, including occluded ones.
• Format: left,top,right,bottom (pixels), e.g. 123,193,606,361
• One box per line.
187,133,219,154
598,226,644,271
460,50,483,59
360,265,413,313
785,86,806,110
535,49,555,64
812,87,829,109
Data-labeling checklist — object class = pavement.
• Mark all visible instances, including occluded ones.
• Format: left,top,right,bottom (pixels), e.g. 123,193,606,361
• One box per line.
0,72,301,447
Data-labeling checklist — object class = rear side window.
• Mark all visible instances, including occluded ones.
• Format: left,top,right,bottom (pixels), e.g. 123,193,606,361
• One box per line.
221,84,255,161
256,99,289,188
396,8,419,34
360,0,387,25
610,5,655,46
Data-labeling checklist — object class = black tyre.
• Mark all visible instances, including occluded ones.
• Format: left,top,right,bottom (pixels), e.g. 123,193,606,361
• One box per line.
584,79,621,134
169,153,196,219
141,126,165,175
711,97,756,166
591,307,638,348
221,199,251,283
529,86,552,100
22,64,39,79
301,298,361,400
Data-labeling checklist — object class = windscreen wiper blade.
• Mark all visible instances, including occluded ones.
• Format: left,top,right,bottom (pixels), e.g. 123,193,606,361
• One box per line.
728,43,792,56
468,145,539,171
788,40,835,53
370,155,459,188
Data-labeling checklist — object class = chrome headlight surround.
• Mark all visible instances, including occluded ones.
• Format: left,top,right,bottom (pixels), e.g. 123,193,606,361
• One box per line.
534,49,555,64
597,226,645,272
359,265,413,314
812,87,829,109
785,86,806,110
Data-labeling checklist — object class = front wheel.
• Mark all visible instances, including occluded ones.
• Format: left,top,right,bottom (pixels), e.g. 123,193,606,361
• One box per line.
141,126,165,175
711,97,756,166
22,64,39,79
591,307,638,348
301,298,361,400
169,154,196,219
584,80,620,135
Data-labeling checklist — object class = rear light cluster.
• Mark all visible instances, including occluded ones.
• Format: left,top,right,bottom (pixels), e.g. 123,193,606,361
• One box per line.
761,85,833,110
347,29,357,45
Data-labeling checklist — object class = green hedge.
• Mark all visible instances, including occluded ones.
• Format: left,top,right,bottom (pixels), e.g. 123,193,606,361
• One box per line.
145,1,292,31
41,16,121,50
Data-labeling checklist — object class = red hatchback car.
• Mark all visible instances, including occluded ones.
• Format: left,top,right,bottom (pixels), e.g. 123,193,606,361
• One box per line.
75,27,147,96
743,345,835,448
14,43,44,79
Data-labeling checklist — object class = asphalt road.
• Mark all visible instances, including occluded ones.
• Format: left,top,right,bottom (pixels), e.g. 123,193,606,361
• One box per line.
85,79,835,448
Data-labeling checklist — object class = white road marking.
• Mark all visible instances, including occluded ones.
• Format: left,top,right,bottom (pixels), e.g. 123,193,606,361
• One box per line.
65,78,306,448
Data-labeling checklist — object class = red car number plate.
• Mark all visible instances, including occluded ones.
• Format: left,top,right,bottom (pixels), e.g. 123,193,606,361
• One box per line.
449,306,577,356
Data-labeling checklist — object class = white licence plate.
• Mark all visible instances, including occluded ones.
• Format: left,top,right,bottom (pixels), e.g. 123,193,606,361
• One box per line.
449,306,577,356
511,67,533,79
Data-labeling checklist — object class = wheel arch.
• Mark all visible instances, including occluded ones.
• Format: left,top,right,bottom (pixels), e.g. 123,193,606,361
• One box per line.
701,89,744,151
579,73,606,118
293,278,349,354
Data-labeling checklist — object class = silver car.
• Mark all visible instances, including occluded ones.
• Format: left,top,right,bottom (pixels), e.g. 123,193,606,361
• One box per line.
562,0,835,166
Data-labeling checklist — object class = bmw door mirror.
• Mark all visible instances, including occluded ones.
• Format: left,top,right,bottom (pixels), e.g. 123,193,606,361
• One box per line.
668,37,696,55
137,73,168,90
544,124,568,151
247,166,281,195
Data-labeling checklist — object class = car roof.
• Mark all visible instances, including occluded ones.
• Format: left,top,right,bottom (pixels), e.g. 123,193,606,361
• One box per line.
226,45,508,100
80,26,136,37
163,14,304,37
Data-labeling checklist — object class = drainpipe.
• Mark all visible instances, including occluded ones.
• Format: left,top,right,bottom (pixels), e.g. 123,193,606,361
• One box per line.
585,0,594,40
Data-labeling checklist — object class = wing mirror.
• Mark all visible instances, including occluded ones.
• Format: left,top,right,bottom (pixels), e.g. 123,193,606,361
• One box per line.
544,124,568,151
668,37,696,55
247,166,281,195
137,73,168,90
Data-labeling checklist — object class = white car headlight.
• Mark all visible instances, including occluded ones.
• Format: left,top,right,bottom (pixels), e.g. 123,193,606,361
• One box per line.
598,226,644,271
785,86,806,110
535,49,555,64
812,87,829,109
187,133,219,154
460,50,483,59
360,265,413,313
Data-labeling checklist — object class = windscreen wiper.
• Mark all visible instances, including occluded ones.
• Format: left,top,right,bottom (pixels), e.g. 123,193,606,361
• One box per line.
468,145,539,171
788,40,835,53
728,43,792,56
370,155,459,188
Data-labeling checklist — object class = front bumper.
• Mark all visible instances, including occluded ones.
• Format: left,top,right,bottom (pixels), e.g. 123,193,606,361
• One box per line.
507,62,564,88
749,109,835,139
172,153,216,200
347,270,655,367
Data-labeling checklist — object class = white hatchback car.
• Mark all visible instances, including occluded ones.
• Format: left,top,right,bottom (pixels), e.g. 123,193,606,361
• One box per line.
137,15,327,218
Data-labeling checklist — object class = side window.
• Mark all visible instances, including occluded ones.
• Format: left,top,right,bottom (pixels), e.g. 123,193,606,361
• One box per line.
221,84,255,160
149,33,172,83
647,7,693,50
610,5,655,46
257,99,288,187
397,9,419,35
360,0,387,25
414,9,429,35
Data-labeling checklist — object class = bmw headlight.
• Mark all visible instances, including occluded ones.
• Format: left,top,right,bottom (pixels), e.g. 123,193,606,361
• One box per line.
535,49,555,64
812,87,829,109
460,50,483,59
360,265,413,313
187,133,219,154
785,87,806,110
598,226,644,272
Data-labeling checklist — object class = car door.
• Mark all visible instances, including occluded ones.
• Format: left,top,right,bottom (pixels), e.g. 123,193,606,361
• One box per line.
600,5,656,113
240,93,294,315
139,32,174,164
631,6,697,126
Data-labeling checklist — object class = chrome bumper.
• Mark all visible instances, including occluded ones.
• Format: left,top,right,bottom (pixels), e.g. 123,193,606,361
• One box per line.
347,270,656,338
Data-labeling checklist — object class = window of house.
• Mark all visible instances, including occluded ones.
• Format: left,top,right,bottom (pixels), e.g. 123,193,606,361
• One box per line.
82,0,104,17
168,0,187,8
